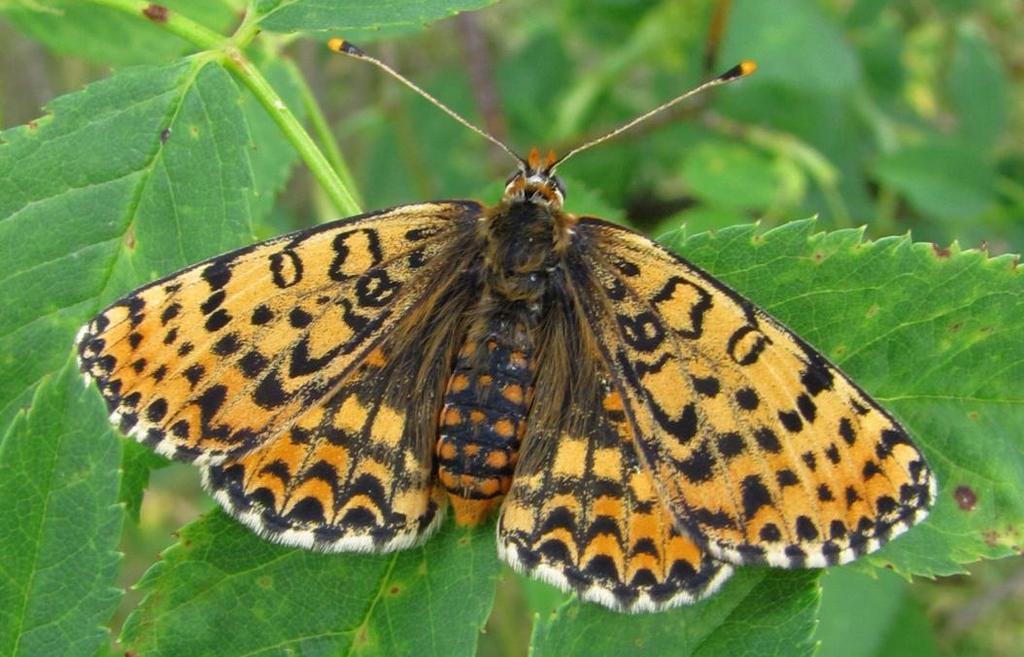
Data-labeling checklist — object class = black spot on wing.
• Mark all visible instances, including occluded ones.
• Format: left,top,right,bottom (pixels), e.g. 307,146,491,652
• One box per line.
735,387,759,410
161,303,181,325
251,304,273,325
200,290,226,315
679,439,715,483
692,376,720,397
196,384,227,424
204,308,231,332
202,259,232,290
653,402,698,445
254,372,288,409
741,475,772,519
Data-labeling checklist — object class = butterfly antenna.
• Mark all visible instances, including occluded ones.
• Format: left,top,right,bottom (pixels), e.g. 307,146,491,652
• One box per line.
554,60,757,168
328,38,524,167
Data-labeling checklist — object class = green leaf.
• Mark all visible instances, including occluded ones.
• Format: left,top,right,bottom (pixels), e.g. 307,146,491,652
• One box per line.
529,570,819,657
2,0,239,65
948,21,1009,149
681,141,788,210
120,513,502,656
814,568,939,657
119,441,169,523
255,0,499,34
665,221,1023,576
874,141,996,221
0,361,123,657
720,0,860,95
0,57,256,442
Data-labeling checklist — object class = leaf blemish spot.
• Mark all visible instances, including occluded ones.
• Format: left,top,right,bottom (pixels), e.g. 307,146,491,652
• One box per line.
954,485,977,511
189,125,200,138
388,585,401,595
865,304,880,318
931,243,951,258
257,575,272,589
160,127,171,144
812,251,825,263
27,119,38,130
142,3,169,23
968,411,980,421
124,226,136,250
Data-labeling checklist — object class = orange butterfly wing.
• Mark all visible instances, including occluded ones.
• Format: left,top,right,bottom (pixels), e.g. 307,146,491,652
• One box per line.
499,382,732,612
497,282,731,611
77,201,482,550
568,219,936,568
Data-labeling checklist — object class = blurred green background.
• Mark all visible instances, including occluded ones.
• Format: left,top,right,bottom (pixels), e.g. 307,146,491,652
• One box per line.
1,0,1021,655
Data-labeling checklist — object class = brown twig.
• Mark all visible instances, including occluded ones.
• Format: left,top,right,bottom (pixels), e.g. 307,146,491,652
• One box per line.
703,0,734,78
456,11,510,170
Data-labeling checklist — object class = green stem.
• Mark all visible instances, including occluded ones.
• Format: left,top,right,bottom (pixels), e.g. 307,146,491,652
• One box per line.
287,60,364,211
222,47,361,216
88,0,223,50
83,0,361,217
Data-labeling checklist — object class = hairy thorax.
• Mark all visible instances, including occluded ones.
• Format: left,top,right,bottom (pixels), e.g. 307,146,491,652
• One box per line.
480,198,573,302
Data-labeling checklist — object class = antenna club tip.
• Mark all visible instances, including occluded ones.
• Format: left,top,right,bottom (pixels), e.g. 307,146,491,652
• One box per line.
327,37,363,56
719,59,758,82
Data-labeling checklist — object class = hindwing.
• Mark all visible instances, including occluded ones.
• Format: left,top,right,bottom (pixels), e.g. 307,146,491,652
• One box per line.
498,284,732,611
202,322,469,551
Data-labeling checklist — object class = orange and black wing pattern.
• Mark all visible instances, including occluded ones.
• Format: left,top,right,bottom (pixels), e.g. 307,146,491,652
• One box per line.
498,291,731,612
76,201,482,550
568,219,936,568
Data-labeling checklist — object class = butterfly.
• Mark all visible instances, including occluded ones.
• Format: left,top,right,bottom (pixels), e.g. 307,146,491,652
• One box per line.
74,41,935,613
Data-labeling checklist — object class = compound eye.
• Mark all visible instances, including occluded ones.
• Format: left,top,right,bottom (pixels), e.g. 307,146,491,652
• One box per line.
552,175,566,198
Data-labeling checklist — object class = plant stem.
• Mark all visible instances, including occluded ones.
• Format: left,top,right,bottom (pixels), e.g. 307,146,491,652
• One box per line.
222,47,362,216
83,0,361,217
88,0,223,50
287,59,364,211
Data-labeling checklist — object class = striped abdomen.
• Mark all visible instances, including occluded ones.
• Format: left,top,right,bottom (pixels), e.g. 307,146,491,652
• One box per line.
437,317,534,525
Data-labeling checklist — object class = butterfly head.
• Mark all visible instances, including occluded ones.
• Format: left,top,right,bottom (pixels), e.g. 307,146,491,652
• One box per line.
504,147,566,209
